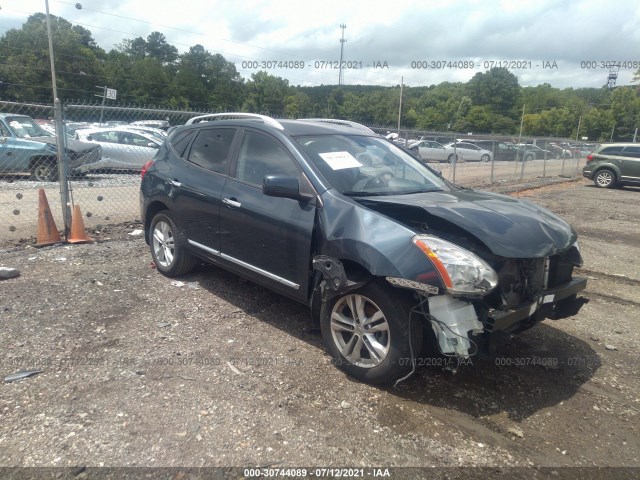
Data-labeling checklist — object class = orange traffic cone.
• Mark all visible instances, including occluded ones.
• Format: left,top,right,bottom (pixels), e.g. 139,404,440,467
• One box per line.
35,189,62,247
67,204,93,244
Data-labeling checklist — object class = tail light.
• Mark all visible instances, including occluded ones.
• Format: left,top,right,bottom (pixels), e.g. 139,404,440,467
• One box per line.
141,160,154,179
586,154,593,162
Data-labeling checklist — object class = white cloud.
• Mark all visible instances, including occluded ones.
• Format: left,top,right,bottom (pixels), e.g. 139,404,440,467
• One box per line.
3,0,639,88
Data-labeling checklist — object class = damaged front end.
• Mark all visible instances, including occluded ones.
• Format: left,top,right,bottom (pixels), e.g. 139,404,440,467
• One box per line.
389,235,586,360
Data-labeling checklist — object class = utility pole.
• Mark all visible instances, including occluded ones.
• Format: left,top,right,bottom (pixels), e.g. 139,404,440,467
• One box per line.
338,24,347,86
45,0,71,236
397,77,403,137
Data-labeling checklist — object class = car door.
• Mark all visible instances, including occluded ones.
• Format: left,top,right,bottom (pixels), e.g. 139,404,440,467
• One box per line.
0,119,18,172
620,146,640,181
170,127,238,256
219,129,317,302
456,143,481,160
423,141,447,161
84,131,122,168
118,131,160,168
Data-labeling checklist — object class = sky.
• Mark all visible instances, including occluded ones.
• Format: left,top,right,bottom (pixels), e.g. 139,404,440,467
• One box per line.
2,0,640,89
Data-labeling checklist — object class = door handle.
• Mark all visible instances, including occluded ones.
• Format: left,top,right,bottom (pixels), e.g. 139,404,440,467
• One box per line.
223,197,241,208
168,179,181,187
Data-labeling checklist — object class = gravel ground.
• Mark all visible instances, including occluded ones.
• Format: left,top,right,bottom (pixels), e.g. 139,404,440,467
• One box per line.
0,178,638,476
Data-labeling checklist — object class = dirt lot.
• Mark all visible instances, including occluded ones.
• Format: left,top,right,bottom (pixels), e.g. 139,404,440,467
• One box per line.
0,178,638,476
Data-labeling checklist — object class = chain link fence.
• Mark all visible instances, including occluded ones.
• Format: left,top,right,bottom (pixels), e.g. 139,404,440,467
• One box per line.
0,100,589,243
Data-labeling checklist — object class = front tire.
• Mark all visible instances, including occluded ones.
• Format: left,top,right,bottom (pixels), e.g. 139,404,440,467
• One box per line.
149,211,197,276
447,154,458,163
480,154,491,162
594,169,616,189
31,159,58,182
320,280,422,384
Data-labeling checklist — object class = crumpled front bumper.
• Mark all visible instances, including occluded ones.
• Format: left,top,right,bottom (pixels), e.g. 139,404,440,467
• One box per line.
486,276,588,334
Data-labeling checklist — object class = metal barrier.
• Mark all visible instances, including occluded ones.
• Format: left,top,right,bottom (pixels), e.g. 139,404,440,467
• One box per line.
0,100,588,243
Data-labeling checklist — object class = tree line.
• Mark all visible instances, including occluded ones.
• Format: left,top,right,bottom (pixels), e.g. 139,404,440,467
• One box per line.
1,13,639,141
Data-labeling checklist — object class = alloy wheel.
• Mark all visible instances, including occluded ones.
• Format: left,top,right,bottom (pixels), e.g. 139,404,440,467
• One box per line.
152,220,175,268
330,294,390,368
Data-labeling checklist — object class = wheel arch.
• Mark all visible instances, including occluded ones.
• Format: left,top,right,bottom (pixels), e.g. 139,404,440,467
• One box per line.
144,200,170,244
28,154,56,170
592,163,621,180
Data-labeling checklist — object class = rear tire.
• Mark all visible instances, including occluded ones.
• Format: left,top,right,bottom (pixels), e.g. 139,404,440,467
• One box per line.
480,154,490,162
594,169,616,189
149,211,197,276
320,280,422,384
447,154,458,163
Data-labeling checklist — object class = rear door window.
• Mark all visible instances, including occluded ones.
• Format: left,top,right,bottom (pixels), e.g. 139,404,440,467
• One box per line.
186,128,236,174
622,146,640,158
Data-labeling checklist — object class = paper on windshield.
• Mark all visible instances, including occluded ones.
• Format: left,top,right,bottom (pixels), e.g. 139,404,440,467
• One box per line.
318,151,362,170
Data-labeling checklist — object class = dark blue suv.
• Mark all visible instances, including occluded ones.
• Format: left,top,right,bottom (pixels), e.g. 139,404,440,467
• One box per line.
140,114,587,384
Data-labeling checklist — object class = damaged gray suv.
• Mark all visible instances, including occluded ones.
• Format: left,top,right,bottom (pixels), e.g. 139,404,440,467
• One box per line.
140,114,587,384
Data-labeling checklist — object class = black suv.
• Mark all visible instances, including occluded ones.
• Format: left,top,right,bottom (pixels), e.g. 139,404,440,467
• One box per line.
582,143,640,188
140,114,587,384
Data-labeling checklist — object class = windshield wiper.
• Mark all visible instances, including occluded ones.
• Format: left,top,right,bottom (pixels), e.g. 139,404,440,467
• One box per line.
397,188,444,194
342,191,387,197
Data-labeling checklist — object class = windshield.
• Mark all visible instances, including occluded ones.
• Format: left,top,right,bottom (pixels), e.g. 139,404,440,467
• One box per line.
6,116,52,138
295,134,451,195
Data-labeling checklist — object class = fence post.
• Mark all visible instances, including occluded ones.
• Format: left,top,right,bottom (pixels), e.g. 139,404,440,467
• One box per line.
519,141,527,180
490,135,495,184
543,140,548,177
54,98,71,236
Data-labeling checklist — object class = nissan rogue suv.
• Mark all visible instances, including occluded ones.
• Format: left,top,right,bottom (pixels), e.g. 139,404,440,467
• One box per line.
140,113,587,384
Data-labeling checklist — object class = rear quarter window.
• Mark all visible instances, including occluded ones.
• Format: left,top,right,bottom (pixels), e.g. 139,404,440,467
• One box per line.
599,146,624,155
169,130,196,159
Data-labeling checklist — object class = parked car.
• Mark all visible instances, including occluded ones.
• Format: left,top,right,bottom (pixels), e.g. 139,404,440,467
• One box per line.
569,143,597,158
515,144,555,161
125,125,168,142
0,113,101,181
444,142,493,162
75,127,162,171
407,140,463,162
548,143,573,159
464,140,518,161
582,143,640,188
129,119,171,130
140,114,587,384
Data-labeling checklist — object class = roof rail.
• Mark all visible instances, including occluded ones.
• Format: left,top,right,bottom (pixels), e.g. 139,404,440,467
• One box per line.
296,118,375,134
185,113,284,130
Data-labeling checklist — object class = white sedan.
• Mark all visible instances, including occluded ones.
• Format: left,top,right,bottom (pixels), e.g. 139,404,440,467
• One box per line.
444,142,493,162
75,127,162,171
408,140,463,163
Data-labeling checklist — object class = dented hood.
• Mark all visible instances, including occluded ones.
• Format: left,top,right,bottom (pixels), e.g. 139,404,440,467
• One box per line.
357,188,577,258
32,136,97,153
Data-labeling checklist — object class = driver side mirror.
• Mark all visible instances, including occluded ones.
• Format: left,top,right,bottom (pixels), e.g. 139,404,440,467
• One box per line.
263,174,313,202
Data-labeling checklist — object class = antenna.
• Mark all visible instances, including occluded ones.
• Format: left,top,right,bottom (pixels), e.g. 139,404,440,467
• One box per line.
607,65,619,89
338,24,347,86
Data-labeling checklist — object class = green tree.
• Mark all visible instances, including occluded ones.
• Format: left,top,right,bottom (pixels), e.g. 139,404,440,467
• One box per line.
173,45,244,109
242,71,289,115
0,13,105,101
467,67,521,114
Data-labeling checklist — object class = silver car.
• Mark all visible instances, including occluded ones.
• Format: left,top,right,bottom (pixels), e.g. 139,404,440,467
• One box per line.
408,140,463,163
444,142,493,162
75,127,162,171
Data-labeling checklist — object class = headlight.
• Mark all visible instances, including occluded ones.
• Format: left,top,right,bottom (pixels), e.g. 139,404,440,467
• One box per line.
412,235,498,296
